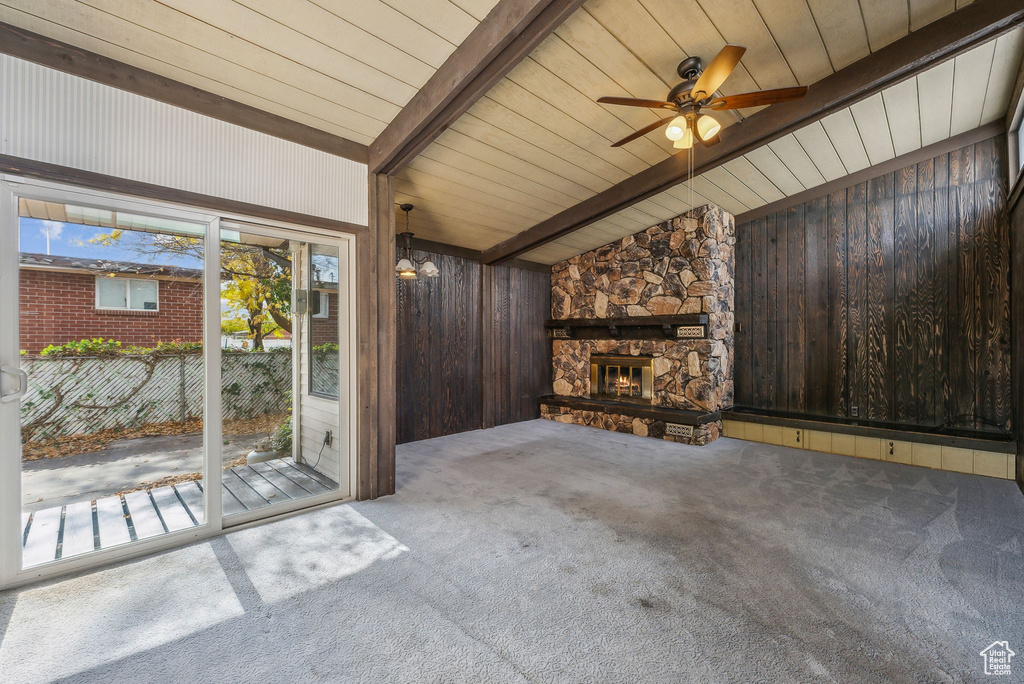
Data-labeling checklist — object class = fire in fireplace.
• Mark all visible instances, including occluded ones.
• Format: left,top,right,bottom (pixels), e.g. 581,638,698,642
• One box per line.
590,355,653,403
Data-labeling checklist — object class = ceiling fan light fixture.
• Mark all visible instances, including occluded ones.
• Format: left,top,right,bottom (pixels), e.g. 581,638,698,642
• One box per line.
665,116,687,141
673,127,694,149
697,114,720,141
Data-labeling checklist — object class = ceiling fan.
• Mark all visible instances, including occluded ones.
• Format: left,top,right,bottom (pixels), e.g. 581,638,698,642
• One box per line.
597,45,808,149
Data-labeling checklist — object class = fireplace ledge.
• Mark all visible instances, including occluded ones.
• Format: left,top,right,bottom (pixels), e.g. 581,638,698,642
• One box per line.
539,394,720,425
545,314,709,341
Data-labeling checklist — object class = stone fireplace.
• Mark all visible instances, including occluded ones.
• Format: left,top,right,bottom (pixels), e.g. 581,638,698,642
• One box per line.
540,204,734,446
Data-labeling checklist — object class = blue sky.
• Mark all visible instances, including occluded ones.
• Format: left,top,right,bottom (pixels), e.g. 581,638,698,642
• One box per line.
19,218,203,268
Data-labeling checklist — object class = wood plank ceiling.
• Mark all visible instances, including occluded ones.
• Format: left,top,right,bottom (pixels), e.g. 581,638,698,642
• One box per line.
388,0,1024,264
0,0,502,144
2,0,1022,265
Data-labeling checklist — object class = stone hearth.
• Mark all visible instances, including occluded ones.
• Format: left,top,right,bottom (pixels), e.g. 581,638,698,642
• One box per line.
542,204,735,446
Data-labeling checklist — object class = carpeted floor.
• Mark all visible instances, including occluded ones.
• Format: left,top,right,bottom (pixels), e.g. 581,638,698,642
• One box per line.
2,419,1023,683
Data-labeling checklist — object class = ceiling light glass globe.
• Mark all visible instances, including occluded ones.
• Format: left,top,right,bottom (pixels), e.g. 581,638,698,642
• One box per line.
697,114,721,140
672,128,694,149
664,116,687,141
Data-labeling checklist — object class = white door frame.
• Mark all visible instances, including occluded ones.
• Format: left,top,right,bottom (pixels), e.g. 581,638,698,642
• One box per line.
0,177,358,589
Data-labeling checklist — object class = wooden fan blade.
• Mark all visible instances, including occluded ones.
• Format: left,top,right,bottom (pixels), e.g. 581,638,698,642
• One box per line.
706,86,808,110
690,45,746,100
598,96,675,109
610,114,677,147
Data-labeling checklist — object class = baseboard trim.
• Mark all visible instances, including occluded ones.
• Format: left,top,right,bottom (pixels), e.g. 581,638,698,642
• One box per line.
724,408,1015,453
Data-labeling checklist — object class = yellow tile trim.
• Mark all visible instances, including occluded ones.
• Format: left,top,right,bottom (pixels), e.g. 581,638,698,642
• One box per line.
727,420,1014,480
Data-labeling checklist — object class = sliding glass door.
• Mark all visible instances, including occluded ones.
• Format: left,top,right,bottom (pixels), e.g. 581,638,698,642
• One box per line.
216,225,349,525
0,179,355,587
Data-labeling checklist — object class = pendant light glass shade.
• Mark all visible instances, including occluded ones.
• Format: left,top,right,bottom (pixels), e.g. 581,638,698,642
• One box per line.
697,114,720,140
419,260,440,278
395,258,418,279
665,116,687,141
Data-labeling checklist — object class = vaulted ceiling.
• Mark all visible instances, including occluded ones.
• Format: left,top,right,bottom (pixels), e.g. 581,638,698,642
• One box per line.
0,0,502,143
387,0,1023,264
2,0,1022,266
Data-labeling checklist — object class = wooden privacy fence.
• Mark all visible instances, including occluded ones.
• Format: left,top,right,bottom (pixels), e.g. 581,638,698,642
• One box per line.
20,352,291,441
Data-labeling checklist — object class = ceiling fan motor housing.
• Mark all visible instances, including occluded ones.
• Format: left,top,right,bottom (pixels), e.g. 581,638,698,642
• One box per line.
668,79,699,105
676,56,703,79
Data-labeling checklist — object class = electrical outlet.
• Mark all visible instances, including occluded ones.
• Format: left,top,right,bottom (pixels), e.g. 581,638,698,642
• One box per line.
666,423,693,438
888,441,894,456
323,430,333,447
851,406,859,417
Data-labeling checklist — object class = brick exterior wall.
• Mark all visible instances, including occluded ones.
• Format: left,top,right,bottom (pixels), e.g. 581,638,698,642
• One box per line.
19,269,203,352
311,291,339,347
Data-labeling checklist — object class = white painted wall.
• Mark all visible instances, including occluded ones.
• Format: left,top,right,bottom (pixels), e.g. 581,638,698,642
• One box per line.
0,54,368,225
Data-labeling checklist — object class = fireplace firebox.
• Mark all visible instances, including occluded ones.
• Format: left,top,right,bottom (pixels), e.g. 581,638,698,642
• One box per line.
590,355,653,403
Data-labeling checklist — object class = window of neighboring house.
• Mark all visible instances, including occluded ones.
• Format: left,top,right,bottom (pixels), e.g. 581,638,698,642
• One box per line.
95,277,159,311
312,291,330,319
1018,128,1024,174
309,244,340,399
1010,73,1024,182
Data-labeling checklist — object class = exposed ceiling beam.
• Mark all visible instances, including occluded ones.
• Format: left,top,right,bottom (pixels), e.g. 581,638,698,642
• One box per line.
0,22,368,165
368,0,586,175
481,0,1024,265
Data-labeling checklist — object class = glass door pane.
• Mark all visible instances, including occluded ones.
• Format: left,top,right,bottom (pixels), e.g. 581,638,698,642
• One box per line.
16,200,208,568
218,231,343,520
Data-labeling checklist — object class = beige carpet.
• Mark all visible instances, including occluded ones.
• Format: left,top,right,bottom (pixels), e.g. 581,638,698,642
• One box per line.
2,419,1022,682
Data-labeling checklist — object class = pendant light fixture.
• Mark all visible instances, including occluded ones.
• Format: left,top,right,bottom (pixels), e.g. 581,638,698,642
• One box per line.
395,203,439,280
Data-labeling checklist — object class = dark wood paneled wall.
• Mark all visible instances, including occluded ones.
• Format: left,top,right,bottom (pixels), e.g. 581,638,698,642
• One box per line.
1010,177,1024,486
489,264,552,426
396,250,550,444
735,135,1012,432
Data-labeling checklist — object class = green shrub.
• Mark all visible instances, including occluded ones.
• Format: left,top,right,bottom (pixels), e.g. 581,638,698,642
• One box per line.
31,338,293,357
40,338,124,357
271,416,292,454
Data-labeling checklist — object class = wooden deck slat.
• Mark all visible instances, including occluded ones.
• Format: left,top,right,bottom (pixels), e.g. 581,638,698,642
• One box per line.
60,501,96,559
19,459,335,565
221,469,272,512
22,506,62,567
233,465,290,505
282,457,338,489
175,481,205,523
250,461,314,499
150,486,196,532
95,495,132,548
203,478,246,517
267,459,330,495
123,491,166,540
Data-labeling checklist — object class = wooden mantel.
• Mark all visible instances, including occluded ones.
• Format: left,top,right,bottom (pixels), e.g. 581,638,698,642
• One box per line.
545,314,710,340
